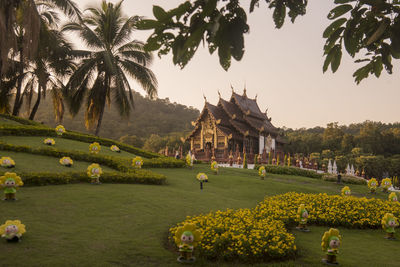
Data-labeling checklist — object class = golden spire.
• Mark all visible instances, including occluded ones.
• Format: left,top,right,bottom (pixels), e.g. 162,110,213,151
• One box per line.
203,94,207,102
218,90,221,98
243,83,247,97
230,84,234,93
255,94,257,100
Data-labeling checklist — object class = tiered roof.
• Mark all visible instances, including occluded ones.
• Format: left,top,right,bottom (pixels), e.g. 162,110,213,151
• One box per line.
189,90,282,142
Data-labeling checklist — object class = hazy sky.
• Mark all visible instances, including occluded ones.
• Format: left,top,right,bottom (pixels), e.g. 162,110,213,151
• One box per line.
75,0,400,129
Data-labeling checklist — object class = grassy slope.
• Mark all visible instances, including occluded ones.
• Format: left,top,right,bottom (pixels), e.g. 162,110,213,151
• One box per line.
0,117,21,126
0,150,115,173
1,164,398,267
0,136,137,158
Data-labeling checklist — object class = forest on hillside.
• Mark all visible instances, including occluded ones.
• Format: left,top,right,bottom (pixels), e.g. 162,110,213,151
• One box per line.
283,121,400,178
18,92,199,145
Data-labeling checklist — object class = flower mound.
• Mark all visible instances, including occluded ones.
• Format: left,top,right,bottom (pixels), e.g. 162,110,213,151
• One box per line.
43,138,55,146
0,157,15,168
59,157,73,167
341,186,351,196
170,192,400,263
381,178,392,192
258,166,266,179
0,220,26,239
89,142,101,154
196,173,208,182
367,178,378,192
0,172,23,188
210,161,218,173
132,156,143,169
110,145,120,152
55,125,65,136
87,164,102,178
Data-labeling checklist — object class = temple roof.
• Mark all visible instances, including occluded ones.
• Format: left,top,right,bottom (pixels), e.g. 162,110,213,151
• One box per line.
231,92,266,120
188,90,284,143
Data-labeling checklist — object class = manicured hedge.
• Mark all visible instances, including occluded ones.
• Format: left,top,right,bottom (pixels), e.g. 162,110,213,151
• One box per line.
255,164,323,179
143,157,185,168
323,174,367,185
1,170,166,186
0,125,161,159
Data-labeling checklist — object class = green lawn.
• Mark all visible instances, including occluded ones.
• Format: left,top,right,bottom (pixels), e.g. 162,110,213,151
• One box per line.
0,117,21,126
0,136,137,158
0,150,115,173
0,164,398,266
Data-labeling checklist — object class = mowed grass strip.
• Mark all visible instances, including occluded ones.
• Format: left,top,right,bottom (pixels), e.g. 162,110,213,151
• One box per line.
0,136,137,159
0,150,115,173
0,164,398,266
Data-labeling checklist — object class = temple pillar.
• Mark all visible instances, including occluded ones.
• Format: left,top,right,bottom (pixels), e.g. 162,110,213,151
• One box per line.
190,138,194,151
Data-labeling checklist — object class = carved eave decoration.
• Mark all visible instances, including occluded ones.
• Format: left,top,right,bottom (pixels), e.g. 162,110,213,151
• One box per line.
232,114,236,119
228,134,233,140
244,131,249,136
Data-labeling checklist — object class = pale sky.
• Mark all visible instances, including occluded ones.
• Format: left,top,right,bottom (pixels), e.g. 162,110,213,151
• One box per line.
73,0,400,129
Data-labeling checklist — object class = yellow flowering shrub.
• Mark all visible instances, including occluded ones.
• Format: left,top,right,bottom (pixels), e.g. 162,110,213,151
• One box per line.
89,142,101,154
171,192,400,262
169,208,296,261
254,192,400,228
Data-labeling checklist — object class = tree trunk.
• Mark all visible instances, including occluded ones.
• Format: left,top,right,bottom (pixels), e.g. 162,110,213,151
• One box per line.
94,101,105,136
12,47,24,116
29,85,41,120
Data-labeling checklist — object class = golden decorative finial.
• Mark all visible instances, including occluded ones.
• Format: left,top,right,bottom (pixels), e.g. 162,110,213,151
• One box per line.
243,83,247,97
255,94,257,100
203,94,207,102
230,84,234,93
218,90,221,98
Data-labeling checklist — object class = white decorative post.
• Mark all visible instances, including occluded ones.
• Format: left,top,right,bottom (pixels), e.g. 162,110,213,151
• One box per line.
350,164,355,176
333,160,337,175
346,164,350,175
327,160,332,174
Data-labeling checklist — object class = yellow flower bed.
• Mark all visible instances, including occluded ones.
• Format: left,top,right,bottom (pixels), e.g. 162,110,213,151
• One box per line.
254,192,400,228
170,192,400,262
170,208,296,261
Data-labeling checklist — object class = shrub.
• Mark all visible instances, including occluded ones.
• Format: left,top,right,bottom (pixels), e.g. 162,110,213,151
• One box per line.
255,164,322,179
170,192,400,263
322,174,367,185
169,209,296,262
3,170,166,186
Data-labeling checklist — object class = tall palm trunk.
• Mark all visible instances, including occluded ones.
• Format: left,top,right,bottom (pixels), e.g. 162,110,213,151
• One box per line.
12,47,24,115
94,77,109,136
29,85,41,120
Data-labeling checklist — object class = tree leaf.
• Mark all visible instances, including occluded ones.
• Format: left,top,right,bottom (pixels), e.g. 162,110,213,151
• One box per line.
136,19,160,30
323,18,347,38
331,46,342,72
373,57,383,78
327,4,353,20
153,5,167,21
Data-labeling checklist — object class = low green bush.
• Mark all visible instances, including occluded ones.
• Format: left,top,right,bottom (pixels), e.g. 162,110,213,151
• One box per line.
143,157,185,168
255,164,323,179
323,174,367,185
2,170,166,186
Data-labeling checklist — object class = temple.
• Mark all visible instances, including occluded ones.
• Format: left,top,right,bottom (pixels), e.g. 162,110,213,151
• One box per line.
188,89,286,163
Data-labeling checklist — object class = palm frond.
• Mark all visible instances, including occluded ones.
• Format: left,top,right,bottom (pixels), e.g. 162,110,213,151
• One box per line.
120,59,158,99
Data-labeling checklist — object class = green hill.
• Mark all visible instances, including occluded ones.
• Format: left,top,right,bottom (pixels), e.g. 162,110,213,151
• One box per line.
17,92,199,140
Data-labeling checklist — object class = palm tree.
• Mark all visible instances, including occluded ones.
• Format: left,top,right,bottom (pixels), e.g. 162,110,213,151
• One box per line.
0,0,81,116
1,1,78,120
63,0,157,136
